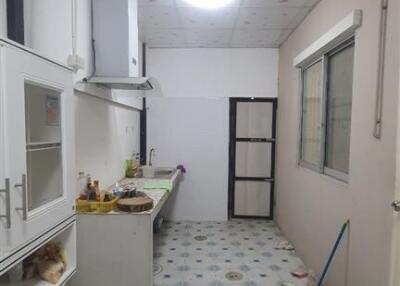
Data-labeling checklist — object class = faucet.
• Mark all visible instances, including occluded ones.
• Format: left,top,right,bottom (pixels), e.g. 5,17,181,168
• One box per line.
149,148,156,166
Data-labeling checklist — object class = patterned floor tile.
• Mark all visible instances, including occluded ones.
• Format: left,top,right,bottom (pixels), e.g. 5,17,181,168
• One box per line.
154,220,308,286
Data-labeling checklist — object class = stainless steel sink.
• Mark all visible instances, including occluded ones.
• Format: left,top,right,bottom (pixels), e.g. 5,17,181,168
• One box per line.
138,167,176,179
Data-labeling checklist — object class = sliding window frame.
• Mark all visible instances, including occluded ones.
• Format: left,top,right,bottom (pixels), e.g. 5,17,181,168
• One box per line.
298,56,325,173
298,36,355,183
322,38,355,183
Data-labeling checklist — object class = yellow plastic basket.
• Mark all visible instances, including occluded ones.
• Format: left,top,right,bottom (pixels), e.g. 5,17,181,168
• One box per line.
76,197,119,213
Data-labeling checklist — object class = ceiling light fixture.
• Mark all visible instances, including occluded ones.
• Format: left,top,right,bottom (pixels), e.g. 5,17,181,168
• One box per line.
183,0,234,9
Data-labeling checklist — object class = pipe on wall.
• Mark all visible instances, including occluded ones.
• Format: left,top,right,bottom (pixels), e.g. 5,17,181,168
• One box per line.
71,0,77,57
373,0,389,139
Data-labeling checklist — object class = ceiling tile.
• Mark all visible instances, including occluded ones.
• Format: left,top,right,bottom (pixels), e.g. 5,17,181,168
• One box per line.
141,28,186,47
138,0,317,48
231,29,282,47
178,6,239,29
139,7,181,29
138,0,174,6
176,0,241,7
185,28,233,47
242,0,315,8
236,7,306,29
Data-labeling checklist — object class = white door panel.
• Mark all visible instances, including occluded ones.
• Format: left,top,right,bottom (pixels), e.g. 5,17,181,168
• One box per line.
234,181,271,217
235,142,272,178
236,102,273,139
0,55,6,258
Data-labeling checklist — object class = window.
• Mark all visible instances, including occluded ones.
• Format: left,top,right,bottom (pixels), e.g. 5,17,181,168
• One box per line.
300,60,323,167
299,38,355,181
6,0,25,45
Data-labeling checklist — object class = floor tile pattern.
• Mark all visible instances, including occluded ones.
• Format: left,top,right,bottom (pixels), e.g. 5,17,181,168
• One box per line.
153,220,308,286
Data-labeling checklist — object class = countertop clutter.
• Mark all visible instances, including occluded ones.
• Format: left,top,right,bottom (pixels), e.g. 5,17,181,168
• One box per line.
69,167,182,286
75,168,182,215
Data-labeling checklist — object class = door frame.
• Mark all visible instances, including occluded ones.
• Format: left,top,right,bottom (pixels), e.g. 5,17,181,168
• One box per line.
228,97,278,220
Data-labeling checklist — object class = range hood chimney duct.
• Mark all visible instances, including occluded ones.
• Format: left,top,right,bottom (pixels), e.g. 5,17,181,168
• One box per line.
82,0,161,96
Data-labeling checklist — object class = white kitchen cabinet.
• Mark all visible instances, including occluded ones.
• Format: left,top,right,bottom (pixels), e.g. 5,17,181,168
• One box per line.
0,40,76,277
0,0,73,66
0,49,6,261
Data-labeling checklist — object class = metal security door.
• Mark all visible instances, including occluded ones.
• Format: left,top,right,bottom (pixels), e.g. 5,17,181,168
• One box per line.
228,98,277,219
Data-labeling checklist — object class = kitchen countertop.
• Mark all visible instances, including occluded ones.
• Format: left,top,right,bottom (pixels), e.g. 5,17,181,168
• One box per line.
77,168,182,217
71,169,183,286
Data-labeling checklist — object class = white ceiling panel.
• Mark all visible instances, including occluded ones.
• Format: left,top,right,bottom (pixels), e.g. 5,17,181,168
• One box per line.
139,0,175,6
242,0,315,8
139,0,320,48
141,28,186,46
236,7,309,29
175,0,242,7
139,6,181,29
179,7,239,29
231,29,282,47
185,28,233,47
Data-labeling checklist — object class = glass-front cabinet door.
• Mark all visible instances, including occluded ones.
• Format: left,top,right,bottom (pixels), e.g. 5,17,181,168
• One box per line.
25,82,63,212
0,42,75,264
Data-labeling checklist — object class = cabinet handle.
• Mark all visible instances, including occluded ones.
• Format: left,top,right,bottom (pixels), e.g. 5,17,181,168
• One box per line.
15,174,27,221
0,178,11,229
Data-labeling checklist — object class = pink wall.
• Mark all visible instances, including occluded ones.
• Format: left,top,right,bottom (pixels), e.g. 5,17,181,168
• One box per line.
276,0,399,285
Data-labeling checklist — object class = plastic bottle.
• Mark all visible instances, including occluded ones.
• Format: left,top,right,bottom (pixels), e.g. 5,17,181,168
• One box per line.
77,171,86,199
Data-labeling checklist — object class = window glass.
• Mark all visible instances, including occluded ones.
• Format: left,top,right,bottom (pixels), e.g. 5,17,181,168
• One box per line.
6,0,25,44
325,45,354,174
25,82,63,211
301,61,323,166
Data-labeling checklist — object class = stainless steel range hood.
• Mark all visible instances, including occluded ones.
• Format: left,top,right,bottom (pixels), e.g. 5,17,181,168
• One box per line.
87,76,155,90
76,0,162,98
75,75,162,104
79,76,162,98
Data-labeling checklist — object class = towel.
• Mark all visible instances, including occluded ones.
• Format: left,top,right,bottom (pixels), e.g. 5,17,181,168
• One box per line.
143,181,173,193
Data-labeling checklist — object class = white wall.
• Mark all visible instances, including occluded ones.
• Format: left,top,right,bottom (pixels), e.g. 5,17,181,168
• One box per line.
148,48,278,98
147,97,229,221
392,12,400,283
23,0,73,65
276,0,399,285
147,48,278,221
72,0,142,189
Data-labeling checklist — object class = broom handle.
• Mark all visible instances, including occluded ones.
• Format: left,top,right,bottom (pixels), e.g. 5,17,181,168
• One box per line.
317,220,350,286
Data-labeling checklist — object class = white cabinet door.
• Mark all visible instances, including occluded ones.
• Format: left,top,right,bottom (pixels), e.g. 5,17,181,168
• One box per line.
0,43,75,261
0,51,8,260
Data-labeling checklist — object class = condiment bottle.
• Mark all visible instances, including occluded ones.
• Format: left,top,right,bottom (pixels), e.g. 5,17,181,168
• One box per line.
94,180,100,201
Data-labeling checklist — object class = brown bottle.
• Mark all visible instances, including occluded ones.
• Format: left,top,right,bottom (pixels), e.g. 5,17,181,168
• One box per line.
93,180,100,202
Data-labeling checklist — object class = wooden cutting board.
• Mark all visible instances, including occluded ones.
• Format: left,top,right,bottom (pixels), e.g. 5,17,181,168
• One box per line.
117,196,154,213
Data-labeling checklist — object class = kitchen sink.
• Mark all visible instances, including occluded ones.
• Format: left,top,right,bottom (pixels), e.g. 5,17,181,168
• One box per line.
139,167,176,179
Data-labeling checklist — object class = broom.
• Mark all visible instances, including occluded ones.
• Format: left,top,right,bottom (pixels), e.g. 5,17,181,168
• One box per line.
317,219,350,286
